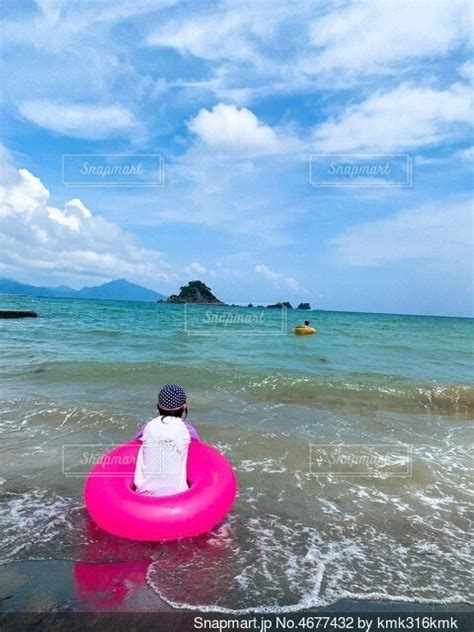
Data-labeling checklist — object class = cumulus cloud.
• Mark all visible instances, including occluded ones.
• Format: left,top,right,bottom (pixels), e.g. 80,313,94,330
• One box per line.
312,82,473,152
331,199,473,267
0,146,171,287
188,103,281,155
18,101,139,140
255,264,302,293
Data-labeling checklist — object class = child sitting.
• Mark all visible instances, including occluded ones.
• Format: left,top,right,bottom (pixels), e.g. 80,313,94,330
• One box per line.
133,384,199,496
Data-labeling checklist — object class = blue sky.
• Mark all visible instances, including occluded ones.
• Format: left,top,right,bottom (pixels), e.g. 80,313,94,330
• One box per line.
0,0,472,316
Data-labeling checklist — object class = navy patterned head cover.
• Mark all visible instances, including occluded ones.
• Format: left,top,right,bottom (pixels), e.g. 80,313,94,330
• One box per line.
158,384,187,411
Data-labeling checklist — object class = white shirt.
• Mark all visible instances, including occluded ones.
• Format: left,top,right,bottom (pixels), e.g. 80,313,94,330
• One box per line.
133,416,191,496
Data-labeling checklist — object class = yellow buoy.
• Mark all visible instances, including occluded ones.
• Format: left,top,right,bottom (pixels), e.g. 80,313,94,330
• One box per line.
294,326,316,335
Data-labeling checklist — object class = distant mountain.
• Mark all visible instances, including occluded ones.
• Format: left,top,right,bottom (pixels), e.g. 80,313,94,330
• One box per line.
0,277,165,302
76,279,164,302
0,278,76,298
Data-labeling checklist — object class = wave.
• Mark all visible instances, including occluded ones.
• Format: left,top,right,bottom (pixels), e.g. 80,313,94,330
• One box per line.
6,359,473,415
240,374,474,415
1,446,471,610
0,489,83,564
0,487,166,565
145,506,473,612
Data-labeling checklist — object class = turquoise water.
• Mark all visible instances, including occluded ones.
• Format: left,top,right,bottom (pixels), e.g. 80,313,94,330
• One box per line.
2,296,473,410
0,296,473,611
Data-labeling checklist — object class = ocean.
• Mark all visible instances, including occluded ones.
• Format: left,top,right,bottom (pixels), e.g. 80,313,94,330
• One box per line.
0,295,473,612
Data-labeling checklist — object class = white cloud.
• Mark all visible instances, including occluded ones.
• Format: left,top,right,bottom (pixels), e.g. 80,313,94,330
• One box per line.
188,103,281,155
148,11,252,62
184,261,221,279
0,146,172,287
146,3,287,66
146,0,472,98
458,60,474,83
312,82,473,152
149,0,473,79
455,146,474,161
255,264,302,293
305,0,472,77
47,199,92,231
4,0,177,51
331,199,473,267
0,168,49,215
184,261,206,275
18,101,138,139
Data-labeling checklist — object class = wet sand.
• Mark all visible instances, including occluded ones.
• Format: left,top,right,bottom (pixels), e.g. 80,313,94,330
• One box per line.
1,560,472,615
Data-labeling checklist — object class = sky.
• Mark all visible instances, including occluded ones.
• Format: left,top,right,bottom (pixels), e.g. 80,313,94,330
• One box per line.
0,0,473,316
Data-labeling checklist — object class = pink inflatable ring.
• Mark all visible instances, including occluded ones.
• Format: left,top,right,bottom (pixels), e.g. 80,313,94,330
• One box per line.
84,439,237,541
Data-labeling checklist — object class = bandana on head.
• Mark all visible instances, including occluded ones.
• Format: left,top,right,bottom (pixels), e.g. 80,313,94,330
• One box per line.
158,384,187,411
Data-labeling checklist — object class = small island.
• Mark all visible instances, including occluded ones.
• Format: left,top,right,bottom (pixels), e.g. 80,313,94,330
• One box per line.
265,301,311,310
159,281,312,309
267,301,294,309
161,280,225,304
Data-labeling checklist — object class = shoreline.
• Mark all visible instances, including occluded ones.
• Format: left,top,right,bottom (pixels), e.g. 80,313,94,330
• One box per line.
1,560,472,614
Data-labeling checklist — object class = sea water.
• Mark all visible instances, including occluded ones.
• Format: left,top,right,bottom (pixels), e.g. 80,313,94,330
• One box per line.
0,296,473,611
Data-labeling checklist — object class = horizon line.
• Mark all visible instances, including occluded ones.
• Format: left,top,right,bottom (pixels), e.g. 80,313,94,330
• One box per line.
0,290,472,320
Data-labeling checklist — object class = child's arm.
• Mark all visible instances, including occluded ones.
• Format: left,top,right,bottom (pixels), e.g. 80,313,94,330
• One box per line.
132,423,147,440
184,422,200,441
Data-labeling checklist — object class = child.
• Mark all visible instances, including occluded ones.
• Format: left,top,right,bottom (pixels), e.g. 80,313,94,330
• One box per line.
133,384,200,496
